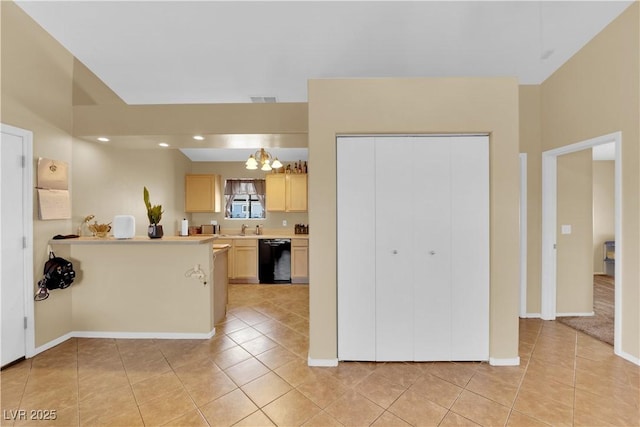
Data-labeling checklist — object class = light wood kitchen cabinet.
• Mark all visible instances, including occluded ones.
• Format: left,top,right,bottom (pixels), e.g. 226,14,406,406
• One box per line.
185,174,222,213
286,174,308,212
232,239,258,283
266,174,307,212
215,239,234,278
291,239,309,283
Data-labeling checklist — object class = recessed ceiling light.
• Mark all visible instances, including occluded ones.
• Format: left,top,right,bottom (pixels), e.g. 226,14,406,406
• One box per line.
158,142,170,147
193,135,204,141
97,137,110,142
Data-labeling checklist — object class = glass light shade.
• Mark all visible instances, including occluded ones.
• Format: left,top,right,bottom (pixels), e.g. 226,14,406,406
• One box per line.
272,158,283,169
261,160,272,171
246,163,258,170
245,155,258,167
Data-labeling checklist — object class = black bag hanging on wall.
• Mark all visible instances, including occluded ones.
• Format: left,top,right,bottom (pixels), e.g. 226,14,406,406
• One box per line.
35,251,76,301
43,252,75,289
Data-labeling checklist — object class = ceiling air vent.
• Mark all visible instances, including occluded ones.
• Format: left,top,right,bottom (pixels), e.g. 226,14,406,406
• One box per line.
250,96,278,103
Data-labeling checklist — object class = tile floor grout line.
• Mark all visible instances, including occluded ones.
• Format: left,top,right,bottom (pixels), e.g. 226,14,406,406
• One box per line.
502,319,543,425
113,337,147,427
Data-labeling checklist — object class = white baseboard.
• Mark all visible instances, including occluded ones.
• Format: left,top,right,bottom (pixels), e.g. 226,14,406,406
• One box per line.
34,332,74,356
73,329,216,340
32,328,216,357
308,356,339,367
616,349,640,366
521,313,541,318
489,357,520,366
556,312,594,317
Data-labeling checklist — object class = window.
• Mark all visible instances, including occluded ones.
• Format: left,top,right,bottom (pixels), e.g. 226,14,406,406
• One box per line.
224,179,266,219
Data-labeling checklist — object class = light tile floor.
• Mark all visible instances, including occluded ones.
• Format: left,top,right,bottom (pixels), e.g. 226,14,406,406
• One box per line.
1,284,639,426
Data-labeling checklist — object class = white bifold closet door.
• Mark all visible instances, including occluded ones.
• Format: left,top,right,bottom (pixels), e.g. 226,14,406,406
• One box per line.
337,135,489,362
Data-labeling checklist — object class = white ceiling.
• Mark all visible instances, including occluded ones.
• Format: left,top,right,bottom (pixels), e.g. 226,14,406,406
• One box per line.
14,1,633,161
16,1,633,105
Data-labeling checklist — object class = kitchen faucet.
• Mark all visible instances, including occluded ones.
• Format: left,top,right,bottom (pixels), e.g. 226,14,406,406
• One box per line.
241,224,248,235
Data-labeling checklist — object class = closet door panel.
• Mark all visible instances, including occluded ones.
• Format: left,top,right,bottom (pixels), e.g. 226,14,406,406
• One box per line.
375,137,414,361
450,137,490,360
337,137,377,360
412,138,452,360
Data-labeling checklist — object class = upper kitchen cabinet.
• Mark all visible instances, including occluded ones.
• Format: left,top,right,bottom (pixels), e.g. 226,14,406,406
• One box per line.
266,174,308,212
185,174,222,213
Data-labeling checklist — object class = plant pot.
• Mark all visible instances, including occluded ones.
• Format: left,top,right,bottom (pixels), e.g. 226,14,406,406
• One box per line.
148,224,163,239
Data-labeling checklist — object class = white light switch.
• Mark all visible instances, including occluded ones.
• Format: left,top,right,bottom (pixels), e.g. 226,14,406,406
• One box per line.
282,220,287,227
561,225,572,235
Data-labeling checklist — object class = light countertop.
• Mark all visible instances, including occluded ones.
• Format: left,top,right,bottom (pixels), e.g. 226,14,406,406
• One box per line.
50,235,218,245
212,234,309,240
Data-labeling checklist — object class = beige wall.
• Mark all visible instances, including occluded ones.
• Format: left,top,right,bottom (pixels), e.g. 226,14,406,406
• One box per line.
65,243,214,334
189,162,308,233
72,140,192,237
1,2,75,346
519,86,543,315
541,3,639,358
556,150,594,314
593,161,615,273
308,78,521,362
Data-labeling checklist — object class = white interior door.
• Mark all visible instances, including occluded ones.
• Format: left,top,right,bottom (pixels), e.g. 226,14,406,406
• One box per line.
375,137,414,360
1,126,30,366
449,137,490,360
412,138,453,360
337,137,376,360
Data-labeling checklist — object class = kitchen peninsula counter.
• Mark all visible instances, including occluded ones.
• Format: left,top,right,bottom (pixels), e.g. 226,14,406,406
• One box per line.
49,235,227,339
51,235,217,245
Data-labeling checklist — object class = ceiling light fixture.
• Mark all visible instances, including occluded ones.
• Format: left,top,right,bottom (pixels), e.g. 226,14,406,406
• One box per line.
245,148,282,172
193,135,204,141
97,137,110,142
158,142,169,147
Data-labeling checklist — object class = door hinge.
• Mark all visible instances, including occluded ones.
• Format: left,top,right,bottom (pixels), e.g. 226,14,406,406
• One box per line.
21,155,26,168
553,243,557,249
23,236,27,249
24,317,27,329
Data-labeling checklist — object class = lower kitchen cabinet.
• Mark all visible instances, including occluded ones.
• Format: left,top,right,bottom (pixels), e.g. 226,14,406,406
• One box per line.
232,240,258,283
291,239,309,283
216,239,258,283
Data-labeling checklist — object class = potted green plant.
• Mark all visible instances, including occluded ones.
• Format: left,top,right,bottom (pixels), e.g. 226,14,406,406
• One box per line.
143,186,164,238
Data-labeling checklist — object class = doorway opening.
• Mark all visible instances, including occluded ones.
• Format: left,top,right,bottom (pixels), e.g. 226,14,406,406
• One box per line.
541,131,622,357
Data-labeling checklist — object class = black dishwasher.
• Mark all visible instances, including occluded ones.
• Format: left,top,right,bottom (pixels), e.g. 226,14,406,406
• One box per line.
259,239,291,284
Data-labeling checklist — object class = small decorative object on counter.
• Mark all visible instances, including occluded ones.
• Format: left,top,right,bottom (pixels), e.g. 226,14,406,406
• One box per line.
77,214,95,236
88,221,111,238
144,186,164,239
256,224,263,235
295,223,309,234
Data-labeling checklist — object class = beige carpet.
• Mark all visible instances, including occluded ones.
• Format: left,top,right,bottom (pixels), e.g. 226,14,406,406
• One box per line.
557,274,614,345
